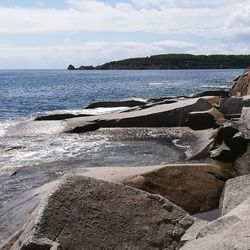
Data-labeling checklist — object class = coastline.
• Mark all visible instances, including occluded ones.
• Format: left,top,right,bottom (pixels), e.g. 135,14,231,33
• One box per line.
1,67,250,249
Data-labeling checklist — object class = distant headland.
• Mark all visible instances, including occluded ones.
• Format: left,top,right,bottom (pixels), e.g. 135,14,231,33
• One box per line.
68,54,250,70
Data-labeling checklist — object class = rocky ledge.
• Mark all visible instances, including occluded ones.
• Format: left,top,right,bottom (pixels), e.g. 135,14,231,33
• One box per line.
1,68,250,250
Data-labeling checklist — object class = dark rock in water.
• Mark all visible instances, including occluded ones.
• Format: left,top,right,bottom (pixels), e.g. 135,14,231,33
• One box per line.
65,97,213,133
103,98,212,128
67,64,76,70
67,122,101,133
230,67,250,96
193,90,229,98
7,176,194,250
35,113,93,121
85,99,147,109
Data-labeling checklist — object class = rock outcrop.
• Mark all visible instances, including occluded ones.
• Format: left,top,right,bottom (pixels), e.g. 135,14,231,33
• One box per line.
4,175,194,250
80,164,235,215
219,175,250,216
230,67,250,96
67,64,75,70
65,97,212,133
219,96,250,119
180,196,250,250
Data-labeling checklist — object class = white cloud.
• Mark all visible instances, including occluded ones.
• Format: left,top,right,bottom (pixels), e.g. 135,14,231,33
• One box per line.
0,40,196,68
0,0,249,38
0,40,249,69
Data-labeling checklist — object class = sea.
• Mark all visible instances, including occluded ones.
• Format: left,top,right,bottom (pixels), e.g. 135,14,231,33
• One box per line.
0,69,242,205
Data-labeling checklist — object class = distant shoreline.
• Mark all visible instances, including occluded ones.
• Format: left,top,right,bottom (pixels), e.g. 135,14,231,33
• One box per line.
68,54,250,70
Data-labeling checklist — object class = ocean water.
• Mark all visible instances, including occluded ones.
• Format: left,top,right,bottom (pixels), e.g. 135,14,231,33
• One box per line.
0,69,242,204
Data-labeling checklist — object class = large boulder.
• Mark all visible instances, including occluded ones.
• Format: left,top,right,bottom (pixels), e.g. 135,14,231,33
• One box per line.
0,181,57,249
219,175,250,216
209,122,248,163
180,196,250,250
65,98,212,133
234,145,250,175
230,67,250,96
186,108,224,130
2,175,194,250
81,164,235,214
219,96,250,119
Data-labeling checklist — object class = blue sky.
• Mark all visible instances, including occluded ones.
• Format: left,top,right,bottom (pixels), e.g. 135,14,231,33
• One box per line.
0,0,249,68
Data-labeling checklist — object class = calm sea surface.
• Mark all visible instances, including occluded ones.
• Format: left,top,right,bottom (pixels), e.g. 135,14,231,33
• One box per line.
0,69,243,203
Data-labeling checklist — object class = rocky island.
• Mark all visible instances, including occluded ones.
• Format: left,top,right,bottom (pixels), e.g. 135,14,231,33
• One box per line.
1,68,250,250
68,54,250,70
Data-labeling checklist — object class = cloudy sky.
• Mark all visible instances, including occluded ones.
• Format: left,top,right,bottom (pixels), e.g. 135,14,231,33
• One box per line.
1,0,250,68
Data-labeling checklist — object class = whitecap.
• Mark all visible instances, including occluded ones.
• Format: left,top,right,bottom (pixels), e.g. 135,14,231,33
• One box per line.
201,85,230,89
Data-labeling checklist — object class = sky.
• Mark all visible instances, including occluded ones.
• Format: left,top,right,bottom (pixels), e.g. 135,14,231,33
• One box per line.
0,0,250,69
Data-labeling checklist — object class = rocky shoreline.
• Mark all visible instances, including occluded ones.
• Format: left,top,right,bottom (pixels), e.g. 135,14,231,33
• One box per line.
1,68,250,250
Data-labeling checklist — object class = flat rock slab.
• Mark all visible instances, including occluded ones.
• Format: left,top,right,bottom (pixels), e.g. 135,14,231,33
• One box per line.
65,98,212,132
0,181,57,249
80,164,235,214
220,174,250,215
10,175,194,250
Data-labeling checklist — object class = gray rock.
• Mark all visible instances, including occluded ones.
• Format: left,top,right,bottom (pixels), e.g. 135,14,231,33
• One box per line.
230,67,250,96
6,175,194,250
220,175,250,215
181,218,209,243
180,197,250,250
219,96,250,119
0,181,57,249
122,164,235,215
65,98,212,133
234,145,250,175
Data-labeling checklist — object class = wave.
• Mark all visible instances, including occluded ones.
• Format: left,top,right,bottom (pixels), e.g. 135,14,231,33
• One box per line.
201,85,230,89
34,107,131,118
172,139,190,149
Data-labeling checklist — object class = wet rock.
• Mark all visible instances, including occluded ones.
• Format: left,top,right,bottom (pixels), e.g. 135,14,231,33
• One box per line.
65,98,212,133
8,175,194,250
193,90,229,98
35,113,92,121
230,67,250,96
85,99,147,109
0,181,57,249
220,175,250,216
81,164,235,215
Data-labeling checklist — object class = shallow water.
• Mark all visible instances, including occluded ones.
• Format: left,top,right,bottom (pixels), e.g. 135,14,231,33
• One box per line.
0,69,242,204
